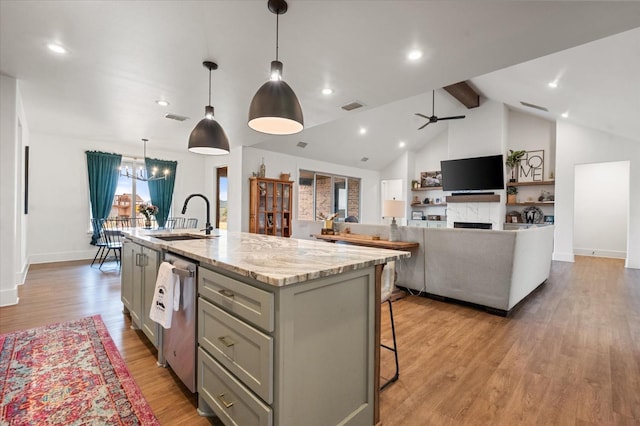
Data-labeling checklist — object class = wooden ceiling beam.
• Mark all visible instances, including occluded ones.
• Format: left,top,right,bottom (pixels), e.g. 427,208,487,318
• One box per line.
443,81,480,109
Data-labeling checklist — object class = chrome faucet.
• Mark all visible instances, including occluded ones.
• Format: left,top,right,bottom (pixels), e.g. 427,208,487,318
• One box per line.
182,193,213,235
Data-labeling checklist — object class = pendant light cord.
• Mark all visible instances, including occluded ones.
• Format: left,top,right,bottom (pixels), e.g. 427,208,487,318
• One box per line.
208,67,212,106
275,12,279,61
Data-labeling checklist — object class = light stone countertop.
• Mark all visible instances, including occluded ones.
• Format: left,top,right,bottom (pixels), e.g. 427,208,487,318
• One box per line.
123,228,410,287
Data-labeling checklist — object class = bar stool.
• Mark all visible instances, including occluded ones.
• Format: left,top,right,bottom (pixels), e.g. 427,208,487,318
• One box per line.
380,270,399,390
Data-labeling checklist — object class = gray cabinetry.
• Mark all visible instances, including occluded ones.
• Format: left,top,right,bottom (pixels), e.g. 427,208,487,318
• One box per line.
121,239,135,313
197,265,375,426
121,239,160,347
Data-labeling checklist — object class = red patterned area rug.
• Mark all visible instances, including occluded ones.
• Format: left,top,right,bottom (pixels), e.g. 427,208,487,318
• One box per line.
0,315,160,425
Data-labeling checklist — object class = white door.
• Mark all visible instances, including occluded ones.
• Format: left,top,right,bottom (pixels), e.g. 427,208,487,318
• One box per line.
380,179,405,225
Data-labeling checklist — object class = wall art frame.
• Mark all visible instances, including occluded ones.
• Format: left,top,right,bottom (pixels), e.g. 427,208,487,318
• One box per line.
518,150,544,182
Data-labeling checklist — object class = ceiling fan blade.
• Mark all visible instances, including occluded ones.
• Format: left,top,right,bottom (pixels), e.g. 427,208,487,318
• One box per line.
415,113,430,119
418,121,430,130
437,115,466,121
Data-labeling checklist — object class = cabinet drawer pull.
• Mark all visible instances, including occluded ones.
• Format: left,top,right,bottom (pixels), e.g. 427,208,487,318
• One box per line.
218,336,235,347
217,393,234,408
218,289,235,298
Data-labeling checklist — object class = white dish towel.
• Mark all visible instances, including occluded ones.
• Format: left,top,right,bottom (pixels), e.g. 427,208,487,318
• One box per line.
149,261,181,329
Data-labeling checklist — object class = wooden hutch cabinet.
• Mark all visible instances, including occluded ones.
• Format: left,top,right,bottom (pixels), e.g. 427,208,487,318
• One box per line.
249,177,293,237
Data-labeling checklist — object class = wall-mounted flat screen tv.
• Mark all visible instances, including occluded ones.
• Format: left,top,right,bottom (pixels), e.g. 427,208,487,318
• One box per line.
440,154,504,192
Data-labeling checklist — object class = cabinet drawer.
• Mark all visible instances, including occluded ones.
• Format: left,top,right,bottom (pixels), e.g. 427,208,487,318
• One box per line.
199,298,273,403
199,267,274,332
198,347,272,426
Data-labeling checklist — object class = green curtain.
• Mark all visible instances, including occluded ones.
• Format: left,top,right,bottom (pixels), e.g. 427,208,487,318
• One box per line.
86,151,122,244
146,157,177,228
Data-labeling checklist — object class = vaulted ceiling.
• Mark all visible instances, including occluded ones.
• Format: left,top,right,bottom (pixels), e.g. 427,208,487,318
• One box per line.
1,1,639,170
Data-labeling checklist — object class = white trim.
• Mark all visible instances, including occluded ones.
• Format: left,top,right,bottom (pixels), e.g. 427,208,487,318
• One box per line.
0,288,19,307
16,262,29,285
553,252,575,262
573,248,626,259
29,249,96,265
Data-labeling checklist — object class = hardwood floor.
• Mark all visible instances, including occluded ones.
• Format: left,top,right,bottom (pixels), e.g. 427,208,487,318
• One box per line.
1,256,638,425
0,260,217,426
379,256,640,425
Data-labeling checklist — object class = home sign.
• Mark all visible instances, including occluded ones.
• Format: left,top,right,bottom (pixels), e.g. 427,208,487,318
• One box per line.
518,150,544,182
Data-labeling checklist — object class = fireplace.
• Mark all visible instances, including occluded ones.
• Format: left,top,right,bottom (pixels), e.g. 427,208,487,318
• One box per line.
454,222,492,230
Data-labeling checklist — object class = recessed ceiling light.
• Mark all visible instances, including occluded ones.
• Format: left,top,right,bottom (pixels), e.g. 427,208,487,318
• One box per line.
155,100,170,107
398,141,406,148
359,127,367,135
548,81,558,89
322,88,333,95
47,43,67,54
561,111,569,118
407,49,423,61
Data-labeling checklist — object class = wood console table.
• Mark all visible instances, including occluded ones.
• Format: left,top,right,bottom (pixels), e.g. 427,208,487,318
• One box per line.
311,233,419,250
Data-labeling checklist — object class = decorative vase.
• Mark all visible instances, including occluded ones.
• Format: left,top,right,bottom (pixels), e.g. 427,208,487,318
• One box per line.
507,194,517,204
144,218,151,229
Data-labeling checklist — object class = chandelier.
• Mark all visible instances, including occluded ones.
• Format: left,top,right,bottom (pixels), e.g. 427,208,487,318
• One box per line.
119,139,168,182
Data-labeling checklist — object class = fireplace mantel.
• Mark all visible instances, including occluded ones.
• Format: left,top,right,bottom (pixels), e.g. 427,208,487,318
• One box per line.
446,194,500,203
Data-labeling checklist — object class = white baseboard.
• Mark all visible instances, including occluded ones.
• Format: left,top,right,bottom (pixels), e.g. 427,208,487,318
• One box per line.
29,249,96,265
625,259,640,269
0,287,19,307
553,252,575,262
573,248,626,259
16,262,29,285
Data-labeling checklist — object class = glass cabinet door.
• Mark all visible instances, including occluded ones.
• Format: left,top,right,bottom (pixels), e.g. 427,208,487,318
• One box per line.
258,182,266,211
283,185,290,212
251,178,293,237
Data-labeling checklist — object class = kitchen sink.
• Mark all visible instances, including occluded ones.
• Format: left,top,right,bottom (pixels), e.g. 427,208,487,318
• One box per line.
153,234,212,241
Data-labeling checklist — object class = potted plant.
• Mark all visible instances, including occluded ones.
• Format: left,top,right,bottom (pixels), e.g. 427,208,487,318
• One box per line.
505,149,526,182
506,186,518,204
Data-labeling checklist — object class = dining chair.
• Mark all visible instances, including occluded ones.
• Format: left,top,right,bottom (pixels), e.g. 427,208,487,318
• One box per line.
90,218,108,267
100,218,124,270
184,218,198,228
165,217,185,229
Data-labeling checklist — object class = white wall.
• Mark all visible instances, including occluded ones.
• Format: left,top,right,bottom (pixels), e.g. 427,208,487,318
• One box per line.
241,147,381,231
508,109,556,180
1,76,18,305
381,151,411,223
574,161,629,259
555,122,640,268
448,99,506,160
27,133,208,263
0,76,30,306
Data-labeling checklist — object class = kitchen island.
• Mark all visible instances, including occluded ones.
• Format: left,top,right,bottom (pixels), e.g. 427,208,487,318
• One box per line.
123,228,410,426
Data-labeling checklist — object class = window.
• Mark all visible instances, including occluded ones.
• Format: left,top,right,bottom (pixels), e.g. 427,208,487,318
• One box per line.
216,166,228,229
298,170,360,222
110,158,153,225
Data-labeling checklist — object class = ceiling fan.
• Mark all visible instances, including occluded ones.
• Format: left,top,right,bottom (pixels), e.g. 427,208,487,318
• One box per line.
415,90,466,129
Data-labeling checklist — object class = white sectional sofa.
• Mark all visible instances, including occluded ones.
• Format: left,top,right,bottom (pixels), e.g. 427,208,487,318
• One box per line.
424,226,554,313
296,221,554,315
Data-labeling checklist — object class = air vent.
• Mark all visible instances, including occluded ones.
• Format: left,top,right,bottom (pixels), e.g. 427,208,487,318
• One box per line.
520,101,548,112
297,141,308,148
164,113,190,122
341,101,363,111
360,157,369,162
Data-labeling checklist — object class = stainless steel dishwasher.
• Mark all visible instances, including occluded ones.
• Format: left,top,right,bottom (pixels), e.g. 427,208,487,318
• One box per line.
160,252,197,393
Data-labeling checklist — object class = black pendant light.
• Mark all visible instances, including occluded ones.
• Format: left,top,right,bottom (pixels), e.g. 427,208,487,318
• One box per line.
188,61,230,155
248,0,303,135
